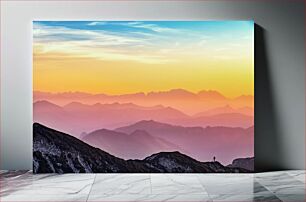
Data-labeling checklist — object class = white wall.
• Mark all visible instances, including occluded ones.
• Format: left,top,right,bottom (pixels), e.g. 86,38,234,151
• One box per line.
1,0,305,170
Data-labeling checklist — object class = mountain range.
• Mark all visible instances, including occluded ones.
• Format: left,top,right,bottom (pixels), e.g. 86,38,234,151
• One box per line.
114,120,253,164
33,89,254,166
33,123,252,173
81,128,180,160
194,105,253,116
34,100,253,136
33,89,254,115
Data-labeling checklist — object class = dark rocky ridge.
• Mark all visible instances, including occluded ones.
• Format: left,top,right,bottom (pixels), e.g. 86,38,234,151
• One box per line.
228,157,254,171
33,123,252,173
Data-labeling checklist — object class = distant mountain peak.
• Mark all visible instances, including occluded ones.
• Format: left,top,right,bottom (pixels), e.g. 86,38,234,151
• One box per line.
136,119,159,124
126,119,175,128
169,88,194,94
129,129,150,136
146,88,196,98
34,100,58,106
197,90,226,99
33,100,63,110
64,101,86,107
89,128,122,135
92,102,102,106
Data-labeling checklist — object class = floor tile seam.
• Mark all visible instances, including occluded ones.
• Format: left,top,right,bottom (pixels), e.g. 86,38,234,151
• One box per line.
86,174,97,202
195,175,214,201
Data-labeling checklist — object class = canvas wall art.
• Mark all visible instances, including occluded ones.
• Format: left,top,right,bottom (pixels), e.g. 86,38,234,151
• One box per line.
33,21,254,173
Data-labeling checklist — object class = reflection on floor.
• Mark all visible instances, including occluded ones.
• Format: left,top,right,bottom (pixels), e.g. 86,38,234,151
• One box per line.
0,170,305,202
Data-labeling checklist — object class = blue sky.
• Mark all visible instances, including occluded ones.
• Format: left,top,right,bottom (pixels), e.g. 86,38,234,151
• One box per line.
33,21,253,44
33,21,254,64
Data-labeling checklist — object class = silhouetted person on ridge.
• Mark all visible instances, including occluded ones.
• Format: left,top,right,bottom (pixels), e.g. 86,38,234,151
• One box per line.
213,156,216,162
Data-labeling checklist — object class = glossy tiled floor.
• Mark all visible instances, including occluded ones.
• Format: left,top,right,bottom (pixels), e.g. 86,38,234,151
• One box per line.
0,170,305,202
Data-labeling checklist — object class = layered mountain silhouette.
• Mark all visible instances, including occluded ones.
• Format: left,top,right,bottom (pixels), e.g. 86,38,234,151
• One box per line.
174,113,253,128
34,100,187,136
34,100,253,137
81,128,180,160
33,123,252,173
33,89,254,168
116,120,254,164
33,89,254,115
194,105,253,117
67,120,253,165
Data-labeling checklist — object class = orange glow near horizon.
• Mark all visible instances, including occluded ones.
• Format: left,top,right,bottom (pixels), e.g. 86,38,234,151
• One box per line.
33,54,253,98
33,21,254,99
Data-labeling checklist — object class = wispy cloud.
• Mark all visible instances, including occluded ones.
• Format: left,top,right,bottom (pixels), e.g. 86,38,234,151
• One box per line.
33,23,175,64
34,23,141,45
33,21,253,64
122,22,179,33
86,21,180,33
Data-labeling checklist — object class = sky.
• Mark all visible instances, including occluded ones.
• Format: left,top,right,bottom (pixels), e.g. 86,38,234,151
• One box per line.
33,21,254,98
